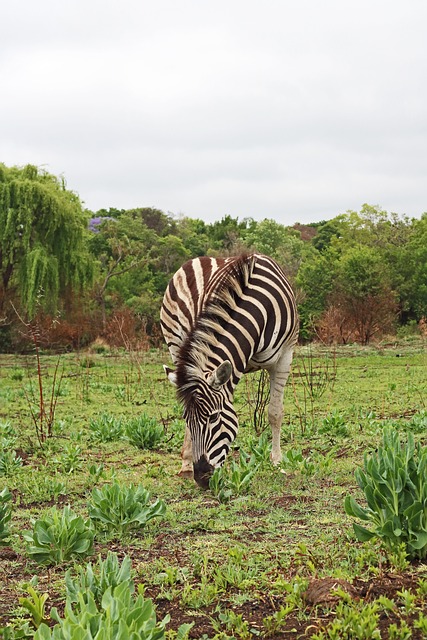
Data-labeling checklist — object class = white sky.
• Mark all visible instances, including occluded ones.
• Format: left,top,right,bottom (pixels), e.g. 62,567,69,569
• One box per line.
1,1,427,225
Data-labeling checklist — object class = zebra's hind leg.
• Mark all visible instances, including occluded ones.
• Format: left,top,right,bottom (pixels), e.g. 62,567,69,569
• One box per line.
267,347,295,465
178,426,194,478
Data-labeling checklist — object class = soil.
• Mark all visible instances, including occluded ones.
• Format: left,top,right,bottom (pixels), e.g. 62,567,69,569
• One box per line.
1,542,426,639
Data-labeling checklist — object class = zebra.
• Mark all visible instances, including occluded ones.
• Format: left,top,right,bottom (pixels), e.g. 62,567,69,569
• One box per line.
160,253,299,488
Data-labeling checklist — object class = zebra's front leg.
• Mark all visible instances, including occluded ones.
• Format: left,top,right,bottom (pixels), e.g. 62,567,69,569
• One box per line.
178,426,194,478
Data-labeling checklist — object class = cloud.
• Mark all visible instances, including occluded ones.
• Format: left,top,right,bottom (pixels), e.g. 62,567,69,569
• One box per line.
1,0,427,223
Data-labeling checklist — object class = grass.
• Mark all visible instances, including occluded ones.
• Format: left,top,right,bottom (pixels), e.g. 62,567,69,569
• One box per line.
0,339,426,637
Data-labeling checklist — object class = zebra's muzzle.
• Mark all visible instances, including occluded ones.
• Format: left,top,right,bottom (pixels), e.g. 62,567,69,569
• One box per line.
193,455,214,489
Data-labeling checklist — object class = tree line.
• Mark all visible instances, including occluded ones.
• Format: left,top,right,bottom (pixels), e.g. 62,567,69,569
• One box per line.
1,163,426,351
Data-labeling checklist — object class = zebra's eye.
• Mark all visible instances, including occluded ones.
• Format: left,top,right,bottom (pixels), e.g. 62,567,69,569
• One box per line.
210,411,220,422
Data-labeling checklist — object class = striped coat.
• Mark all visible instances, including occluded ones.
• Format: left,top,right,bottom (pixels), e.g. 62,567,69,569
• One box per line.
161,253,299,487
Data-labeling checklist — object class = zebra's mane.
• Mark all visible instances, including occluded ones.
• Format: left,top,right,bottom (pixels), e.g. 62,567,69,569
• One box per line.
175,253,256,401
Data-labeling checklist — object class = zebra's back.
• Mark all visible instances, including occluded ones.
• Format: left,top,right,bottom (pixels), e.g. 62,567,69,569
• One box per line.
160,254,298,371
160,256,229,363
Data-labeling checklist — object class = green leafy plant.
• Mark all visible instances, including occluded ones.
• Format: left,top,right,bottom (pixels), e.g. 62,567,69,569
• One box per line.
248,431,271,464
312,600,381,639
0,449,23,476
212,609,251,639
125,413,165,450
55,444,83,474
262,604,295,636
19,579,49,630
280,447,315,476
345,428,427,559
0,487,12,546
89,413,124,443
34,582,169,640
89,481,166,535
65,551,133,606
209,450,259,502
88,463,106,484
23,505,94,565
319,410,349,437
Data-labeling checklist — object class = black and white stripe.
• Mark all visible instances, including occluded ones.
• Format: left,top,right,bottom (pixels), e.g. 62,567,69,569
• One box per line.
161,253,299,487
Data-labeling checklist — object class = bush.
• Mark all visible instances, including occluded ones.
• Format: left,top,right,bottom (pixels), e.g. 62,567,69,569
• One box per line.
345,428,427,560
65,551,133,607
34,581,169,640
89,413,124,443
23,506,94,565
89,482,166,535
125,414,165,450
209,450,259,503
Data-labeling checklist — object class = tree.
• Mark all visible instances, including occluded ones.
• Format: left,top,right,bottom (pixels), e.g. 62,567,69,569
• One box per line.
88,212,156,328
243,218,306,278
392,213,427,322
207,215,249,251
0,164,92,318
330,246,398,344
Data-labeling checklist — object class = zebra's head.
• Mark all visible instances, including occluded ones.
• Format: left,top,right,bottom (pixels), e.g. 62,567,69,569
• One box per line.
165,360,237,488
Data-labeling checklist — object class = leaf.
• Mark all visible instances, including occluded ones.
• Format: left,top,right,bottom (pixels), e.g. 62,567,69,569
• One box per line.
344,496,371,521
352,522,376,542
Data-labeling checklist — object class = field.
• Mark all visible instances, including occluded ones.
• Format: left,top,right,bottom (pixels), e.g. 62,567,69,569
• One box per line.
0,338,426,639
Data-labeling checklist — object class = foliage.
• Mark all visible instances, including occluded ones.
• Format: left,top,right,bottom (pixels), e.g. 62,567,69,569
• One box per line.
209,450,259,502
1,166,426,349
0,486,12,546
125,413,165,449
0,163,92,318
89,481,166,535
34,582,169,640
65,551,134,607
312,600,381,639
23,505,94,565
18,579,50,630
345,428,427,559
0,449,23,476
89,413,124,443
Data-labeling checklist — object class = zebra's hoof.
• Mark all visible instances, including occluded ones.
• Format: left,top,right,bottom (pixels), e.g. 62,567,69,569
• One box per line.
178,469,194,479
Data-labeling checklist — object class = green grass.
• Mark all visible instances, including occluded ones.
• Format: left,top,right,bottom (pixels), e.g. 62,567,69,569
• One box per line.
0,340,426,637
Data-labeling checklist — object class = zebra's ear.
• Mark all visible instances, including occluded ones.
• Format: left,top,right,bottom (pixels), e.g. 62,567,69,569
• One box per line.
208,360,232,389
164,365,177,386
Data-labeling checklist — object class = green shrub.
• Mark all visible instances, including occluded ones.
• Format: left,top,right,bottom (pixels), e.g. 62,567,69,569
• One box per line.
209,451,259,502
0,449,23,476
345,428,427,560
89,482,166,535
23,505,94,565
0,487,12,546
89,413,124,443
65,551,133,607
319,410,349,437
125,414,165,449
34,581,169,640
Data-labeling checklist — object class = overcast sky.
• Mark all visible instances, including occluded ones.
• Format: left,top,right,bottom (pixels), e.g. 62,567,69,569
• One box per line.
1,1,426,225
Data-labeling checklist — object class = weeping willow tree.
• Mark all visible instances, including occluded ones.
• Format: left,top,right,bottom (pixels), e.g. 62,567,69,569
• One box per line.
0,163,93,318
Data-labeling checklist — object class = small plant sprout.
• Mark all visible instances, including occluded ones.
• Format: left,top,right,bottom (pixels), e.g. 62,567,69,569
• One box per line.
0,449,23,477
19,578,50,630
209,450,259,502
